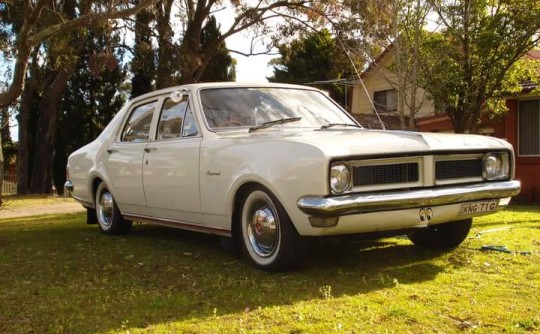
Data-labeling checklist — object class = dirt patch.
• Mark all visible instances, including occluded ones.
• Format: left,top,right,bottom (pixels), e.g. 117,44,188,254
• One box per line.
0,202,85,219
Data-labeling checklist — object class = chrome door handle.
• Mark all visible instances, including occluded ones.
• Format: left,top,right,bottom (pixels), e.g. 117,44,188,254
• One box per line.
144,147,157,153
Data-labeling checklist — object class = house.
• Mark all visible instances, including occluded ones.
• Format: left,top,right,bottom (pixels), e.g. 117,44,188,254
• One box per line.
350,49,540,204
350,47,437,130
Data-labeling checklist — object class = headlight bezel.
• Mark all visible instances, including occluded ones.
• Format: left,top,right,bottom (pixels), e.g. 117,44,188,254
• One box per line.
483,152,510,181
330,162,352,194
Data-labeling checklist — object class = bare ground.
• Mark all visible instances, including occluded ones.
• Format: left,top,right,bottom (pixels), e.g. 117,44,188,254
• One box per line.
0,201,85,219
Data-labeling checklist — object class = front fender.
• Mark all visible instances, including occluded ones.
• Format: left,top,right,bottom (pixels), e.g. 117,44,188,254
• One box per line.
200,137,329,232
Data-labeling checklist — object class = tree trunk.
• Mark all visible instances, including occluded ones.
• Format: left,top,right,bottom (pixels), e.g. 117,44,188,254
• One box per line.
131,7,155,97
155,0,176,89
16,53,40,195
0,108,11,172
0,136,3,206
30,69,73,193
451,106,466,133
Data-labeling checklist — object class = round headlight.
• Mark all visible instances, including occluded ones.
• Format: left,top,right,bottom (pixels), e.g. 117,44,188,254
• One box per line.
330,163,351,194
484,153,503,180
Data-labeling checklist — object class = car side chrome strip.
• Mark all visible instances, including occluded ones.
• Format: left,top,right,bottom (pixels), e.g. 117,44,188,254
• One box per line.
297,180,521,217
123,213,232,237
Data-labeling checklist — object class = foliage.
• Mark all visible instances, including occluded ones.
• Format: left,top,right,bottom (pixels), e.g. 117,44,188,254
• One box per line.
418,0,540,133
387,0,431,130
268,29,349,106
0,205,539,333
0,0,158,109
199,16,235,82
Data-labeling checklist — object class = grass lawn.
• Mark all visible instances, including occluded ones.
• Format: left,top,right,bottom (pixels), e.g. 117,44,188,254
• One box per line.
0,203,539,333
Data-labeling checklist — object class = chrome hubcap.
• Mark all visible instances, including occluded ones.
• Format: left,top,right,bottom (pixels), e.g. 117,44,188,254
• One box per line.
247,204,278,257
98,190,114,227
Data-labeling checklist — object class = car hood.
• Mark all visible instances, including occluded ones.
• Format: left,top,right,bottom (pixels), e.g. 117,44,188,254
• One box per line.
219,128,511,157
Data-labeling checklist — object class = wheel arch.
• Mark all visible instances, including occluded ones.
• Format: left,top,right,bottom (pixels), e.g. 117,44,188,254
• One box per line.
230,180,300,245
231,181,260,245
89,175,105,207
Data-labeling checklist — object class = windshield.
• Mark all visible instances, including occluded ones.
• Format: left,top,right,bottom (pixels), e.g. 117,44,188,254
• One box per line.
200,87,358,131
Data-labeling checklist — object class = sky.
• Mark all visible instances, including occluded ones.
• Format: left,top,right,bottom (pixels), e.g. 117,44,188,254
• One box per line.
212,5,276,82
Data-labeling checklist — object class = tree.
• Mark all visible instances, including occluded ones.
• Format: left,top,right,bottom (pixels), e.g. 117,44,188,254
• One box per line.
199,16,235,82
130,5,156,97
29,0,88,194
419,0,540,133
5,0,364,194
0,0,159,195
54,31,127,192
268,29,349,105
390,0,430,130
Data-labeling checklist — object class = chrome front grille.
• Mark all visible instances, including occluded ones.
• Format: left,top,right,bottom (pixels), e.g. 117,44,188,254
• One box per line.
348,153,490,192
435,158,483,180
352,163,419,186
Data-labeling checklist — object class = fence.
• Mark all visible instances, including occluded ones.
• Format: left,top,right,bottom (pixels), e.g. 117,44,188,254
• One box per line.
2,172,17,195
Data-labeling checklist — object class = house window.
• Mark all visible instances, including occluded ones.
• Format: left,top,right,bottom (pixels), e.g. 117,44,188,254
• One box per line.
518,99,540,156
374,89,397,112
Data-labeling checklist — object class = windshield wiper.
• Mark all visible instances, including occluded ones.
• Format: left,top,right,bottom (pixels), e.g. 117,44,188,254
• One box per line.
320,123,363,130
249,117,302,133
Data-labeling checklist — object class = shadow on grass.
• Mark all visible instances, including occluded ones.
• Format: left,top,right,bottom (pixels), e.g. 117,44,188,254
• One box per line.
0,214,445,333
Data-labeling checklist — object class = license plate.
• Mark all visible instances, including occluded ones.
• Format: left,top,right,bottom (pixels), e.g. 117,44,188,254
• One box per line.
459,200,498,215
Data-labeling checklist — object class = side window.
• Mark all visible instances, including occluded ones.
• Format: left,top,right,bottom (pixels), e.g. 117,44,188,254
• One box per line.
157,96,199,140
158,97,187,140
182,104,199,137
121,101,156,142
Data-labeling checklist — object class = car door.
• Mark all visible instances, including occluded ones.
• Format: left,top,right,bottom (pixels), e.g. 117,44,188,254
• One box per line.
142,94,203,224
106,99,159,216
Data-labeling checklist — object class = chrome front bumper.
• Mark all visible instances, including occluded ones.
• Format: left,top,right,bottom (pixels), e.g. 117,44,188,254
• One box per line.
64,180,74,196
297,180,521,217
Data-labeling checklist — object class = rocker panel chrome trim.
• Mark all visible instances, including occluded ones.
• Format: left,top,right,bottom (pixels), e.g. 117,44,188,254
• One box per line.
123,213,232,237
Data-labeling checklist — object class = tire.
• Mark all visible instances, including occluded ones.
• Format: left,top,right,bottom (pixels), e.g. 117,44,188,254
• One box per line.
240,186,305,271
95,182,132,235
407,218,472,249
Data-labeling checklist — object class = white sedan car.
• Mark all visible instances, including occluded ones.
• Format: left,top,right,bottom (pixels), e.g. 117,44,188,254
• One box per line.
65,82,520,270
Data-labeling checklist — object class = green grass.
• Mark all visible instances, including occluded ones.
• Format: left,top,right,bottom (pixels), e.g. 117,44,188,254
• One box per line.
0,206,539,333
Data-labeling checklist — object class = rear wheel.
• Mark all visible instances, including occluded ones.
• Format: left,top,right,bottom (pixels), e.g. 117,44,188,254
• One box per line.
95,182,132,235
407,218,472,249
240,186,305,271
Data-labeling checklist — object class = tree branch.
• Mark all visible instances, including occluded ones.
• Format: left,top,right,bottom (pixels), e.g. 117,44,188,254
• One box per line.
0,0,159,109
28,0,160,46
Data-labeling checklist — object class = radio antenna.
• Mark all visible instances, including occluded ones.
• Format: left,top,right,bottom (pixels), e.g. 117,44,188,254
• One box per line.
336,36,386,130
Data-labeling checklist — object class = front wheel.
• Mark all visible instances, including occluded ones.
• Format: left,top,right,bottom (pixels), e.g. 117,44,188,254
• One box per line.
240,186,305,271
407,218,472,249
95,182,132,235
